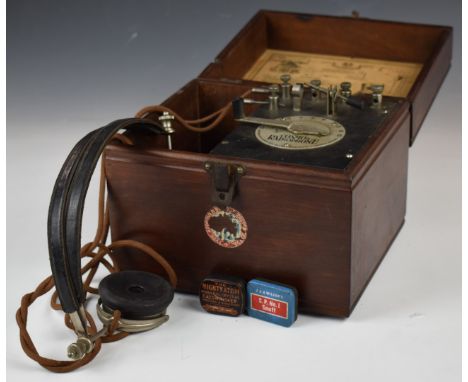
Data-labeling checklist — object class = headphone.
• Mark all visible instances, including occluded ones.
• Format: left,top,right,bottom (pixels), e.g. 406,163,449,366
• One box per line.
46,118,177,364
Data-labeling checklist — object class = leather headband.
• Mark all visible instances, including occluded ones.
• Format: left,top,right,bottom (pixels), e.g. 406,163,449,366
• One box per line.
47,118,165,314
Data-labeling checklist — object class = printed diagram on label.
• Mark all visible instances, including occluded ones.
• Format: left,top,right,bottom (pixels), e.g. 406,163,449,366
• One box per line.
243,49,422,98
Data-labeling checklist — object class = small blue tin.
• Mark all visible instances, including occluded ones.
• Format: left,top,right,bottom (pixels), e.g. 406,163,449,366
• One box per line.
246,279,298,327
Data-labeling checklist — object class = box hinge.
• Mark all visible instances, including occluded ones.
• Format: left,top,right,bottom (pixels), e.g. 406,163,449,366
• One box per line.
204,161,245,207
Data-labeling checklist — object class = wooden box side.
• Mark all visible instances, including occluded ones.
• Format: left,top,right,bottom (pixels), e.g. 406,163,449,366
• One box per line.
200,11,268,81
407,28,452,143
202,11,448,78
265,11,445,63
350,111,411,309
104,148,353,317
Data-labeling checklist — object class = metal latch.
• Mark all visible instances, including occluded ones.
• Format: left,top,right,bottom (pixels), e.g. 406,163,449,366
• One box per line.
204,161,245,207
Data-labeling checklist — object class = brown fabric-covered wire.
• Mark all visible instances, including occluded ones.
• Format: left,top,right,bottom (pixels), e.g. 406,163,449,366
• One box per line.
16,90,242,371
16,134,177,373
135,89,252,132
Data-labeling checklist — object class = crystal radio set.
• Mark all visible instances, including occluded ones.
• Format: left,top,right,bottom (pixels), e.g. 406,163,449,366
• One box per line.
16,10,452,372
214,77,388,168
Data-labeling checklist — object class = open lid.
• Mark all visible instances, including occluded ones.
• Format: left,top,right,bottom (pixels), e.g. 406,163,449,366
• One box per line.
199,10,452,145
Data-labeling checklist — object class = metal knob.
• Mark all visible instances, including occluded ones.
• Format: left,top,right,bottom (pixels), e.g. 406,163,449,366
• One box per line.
158,111,175,150
291,84,304,112
340,82,352,98
251,84,279,113
280,74,291,84
158,111,175,132
370,84,384,93
67,337,93,360
369,84,384,106
326,85,338,115
310,79,322,99
279,74,292,105
268,84,279,113
269,84,280,95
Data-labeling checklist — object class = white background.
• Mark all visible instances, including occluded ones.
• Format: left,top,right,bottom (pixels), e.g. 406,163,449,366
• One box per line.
6,1,461,381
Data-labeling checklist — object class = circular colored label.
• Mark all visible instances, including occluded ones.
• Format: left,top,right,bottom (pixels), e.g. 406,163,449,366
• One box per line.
204,206,248,248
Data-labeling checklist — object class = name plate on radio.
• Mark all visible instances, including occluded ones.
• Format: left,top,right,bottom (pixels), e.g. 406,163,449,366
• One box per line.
255,116,346,150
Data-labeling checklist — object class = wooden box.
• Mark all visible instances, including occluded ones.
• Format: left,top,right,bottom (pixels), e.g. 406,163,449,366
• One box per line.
104,11,452,317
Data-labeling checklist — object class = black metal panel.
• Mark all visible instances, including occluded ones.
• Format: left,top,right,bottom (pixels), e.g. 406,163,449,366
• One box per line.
210,97,403,170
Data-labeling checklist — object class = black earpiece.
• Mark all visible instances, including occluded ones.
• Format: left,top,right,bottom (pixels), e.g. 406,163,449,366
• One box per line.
47,118,176,359
99,271,174,320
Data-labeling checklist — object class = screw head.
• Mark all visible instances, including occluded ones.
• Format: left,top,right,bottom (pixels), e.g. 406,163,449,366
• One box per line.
204,163,212,170
237,166,245,175
346,153,353,159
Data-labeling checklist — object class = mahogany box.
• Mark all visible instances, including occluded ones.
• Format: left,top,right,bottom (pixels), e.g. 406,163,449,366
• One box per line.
104,10,452,317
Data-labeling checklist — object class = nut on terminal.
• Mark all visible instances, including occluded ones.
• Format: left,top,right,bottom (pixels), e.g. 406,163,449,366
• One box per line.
67,336,94,360
158,111,175,150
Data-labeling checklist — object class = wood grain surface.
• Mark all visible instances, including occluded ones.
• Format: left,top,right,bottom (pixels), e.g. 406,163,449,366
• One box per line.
105,10,450,317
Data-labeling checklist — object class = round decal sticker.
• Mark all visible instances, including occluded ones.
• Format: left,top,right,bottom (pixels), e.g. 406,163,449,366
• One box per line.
204,206,248,248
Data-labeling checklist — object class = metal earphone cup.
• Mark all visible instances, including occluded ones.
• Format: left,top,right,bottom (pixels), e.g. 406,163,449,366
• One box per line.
98,270,174,320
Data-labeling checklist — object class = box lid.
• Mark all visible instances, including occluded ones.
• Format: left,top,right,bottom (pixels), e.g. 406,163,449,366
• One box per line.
198,10,452,145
